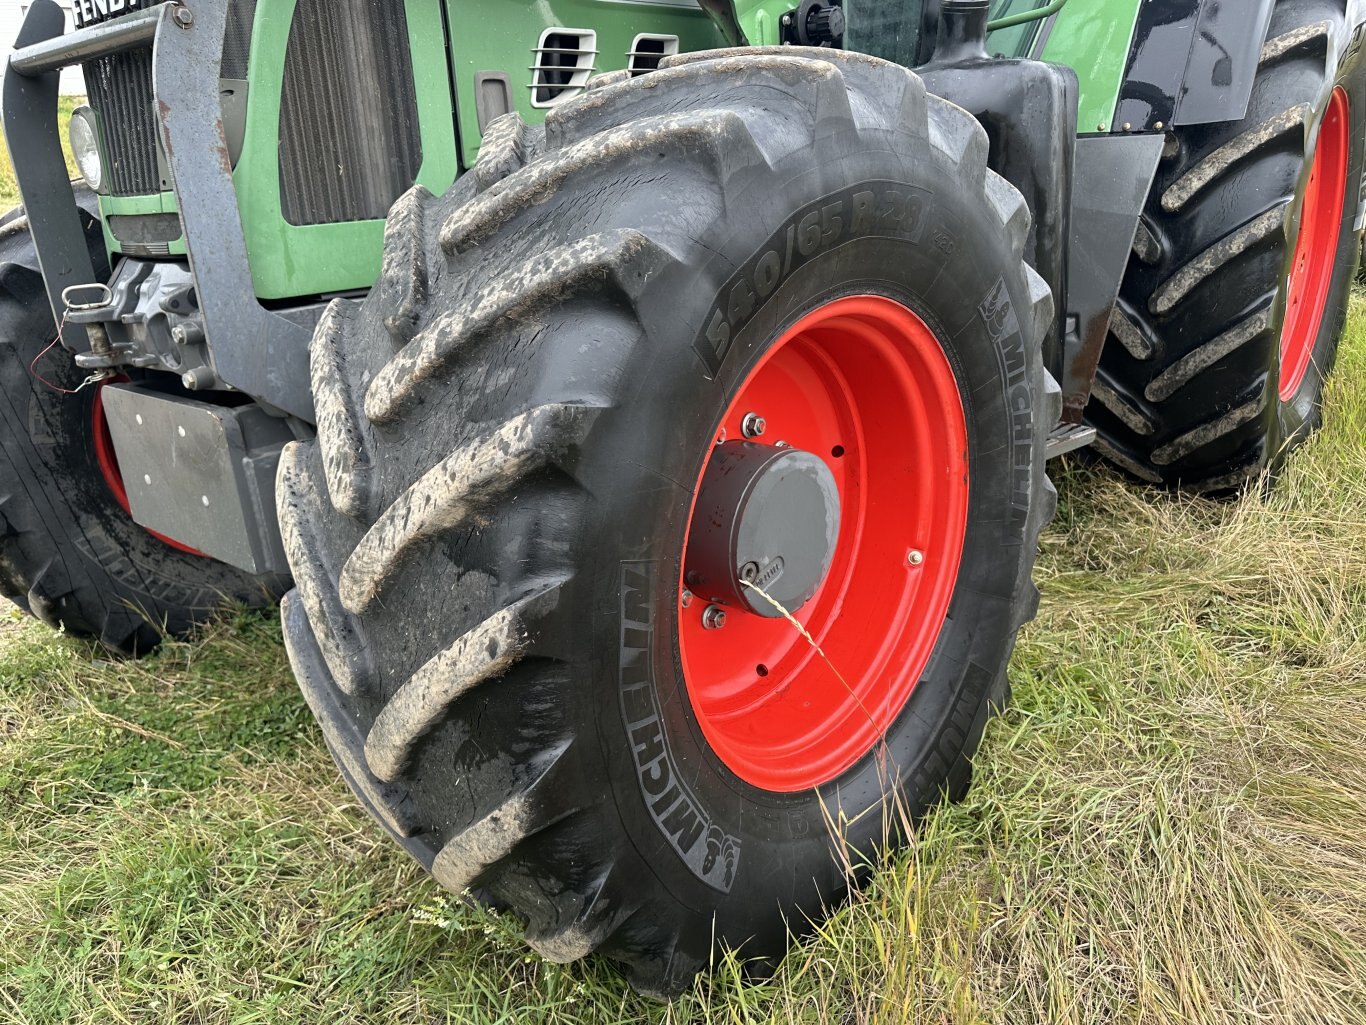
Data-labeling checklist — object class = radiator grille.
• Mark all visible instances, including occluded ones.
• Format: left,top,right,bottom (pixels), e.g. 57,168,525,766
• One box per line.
222,0,259,79
84,46,162,196
82,0,259,198
277,0,423,227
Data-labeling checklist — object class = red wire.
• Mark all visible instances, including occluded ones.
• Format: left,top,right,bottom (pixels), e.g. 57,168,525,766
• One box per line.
29,316,84,396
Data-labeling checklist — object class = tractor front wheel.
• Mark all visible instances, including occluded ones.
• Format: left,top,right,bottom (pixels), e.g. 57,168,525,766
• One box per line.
279,49,1058,993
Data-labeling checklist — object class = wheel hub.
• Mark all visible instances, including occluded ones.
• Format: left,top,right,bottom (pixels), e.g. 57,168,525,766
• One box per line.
684,441,841,618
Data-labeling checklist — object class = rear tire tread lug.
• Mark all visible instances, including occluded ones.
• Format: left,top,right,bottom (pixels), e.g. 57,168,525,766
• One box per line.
377,185,435,347
365,231,670,425
338,404,602,615
311,299,377,520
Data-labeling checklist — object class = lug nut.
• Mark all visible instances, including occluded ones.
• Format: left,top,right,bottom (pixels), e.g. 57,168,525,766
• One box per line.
702,605,727,630
680,589,694,609
741,412,767,438
908,550,924,566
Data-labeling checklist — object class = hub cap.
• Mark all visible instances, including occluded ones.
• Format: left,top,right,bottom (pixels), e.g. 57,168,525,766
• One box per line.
684,441,841,618
1281,87,1350,401
677,295,970,792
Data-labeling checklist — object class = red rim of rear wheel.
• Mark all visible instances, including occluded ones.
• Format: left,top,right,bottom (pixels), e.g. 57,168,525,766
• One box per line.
677,295,970,792
1281,86,1350,402
92,382,207,557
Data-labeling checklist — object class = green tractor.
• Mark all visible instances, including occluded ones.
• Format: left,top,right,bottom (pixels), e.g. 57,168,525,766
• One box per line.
3,0,1362,994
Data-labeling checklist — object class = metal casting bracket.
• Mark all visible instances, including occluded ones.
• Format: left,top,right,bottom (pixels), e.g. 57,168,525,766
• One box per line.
3,0,315,421
151,2,314,420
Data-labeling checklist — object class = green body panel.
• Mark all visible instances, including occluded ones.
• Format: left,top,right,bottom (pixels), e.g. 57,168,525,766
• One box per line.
90,0,1144,302
96,0,723,301
986,0,1056,57
1040,0,1144,132
446,0,726,169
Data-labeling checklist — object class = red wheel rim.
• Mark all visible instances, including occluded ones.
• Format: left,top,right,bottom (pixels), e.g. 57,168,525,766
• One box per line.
677,295,969,792
92,383,207,557
1281,87,1350,401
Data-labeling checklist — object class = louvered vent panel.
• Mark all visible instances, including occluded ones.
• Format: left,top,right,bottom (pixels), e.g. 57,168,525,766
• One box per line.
628,34,679,76
531,29,597,107
278,0,423,226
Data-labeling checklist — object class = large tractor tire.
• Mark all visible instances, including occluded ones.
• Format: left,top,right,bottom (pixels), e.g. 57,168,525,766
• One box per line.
279,49,1058,994
0,199,284,653
1087,1,1366,491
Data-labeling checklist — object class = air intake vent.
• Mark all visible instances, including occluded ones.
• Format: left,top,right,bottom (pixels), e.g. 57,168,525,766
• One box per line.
531,29,597,107
628,34,679,76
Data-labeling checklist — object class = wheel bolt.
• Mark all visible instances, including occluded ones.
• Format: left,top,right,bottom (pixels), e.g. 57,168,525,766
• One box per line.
742,412,767,438
680,589,694,609
702,605,728,630
908,550,924,566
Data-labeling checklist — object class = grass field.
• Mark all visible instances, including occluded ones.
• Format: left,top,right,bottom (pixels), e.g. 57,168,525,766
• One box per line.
1,118,1365,1023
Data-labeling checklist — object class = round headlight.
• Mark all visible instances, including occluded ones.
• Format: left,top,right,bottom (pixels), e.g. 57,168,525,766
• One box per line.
68,106,105,193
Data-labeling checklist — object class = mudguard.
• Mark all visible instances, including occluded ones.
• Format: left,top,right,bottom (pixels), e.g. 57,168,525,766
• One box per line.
1116,0,1275,130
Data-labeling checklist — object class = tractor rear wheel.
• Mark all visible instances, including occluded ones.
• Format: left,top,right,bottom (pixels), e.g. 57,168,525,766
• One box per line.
1087,1,1365,491
279,49,1057,994
0,200,284,653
